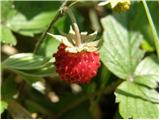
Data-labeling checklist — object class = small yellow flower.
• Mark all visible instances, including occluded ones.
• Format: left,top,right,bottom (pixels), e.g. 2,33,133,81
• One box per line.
98,0,131,12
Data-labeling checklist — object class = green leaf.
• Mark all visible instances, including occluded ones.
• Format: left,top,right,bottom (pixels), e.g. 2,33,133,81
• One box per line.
13,70,44,85
134,55,158,76
15,63,57,77
115,81,158,119
9,11,56,36
2,53,55,85
1,1,17,22
38,37,60,57
22,64,56,77
100,13,144,79
0,100,8,114
0,25,17,45
100,12,158,119
134,75,158,89
134,55,158,88
3,53,50,70
1,1,61,37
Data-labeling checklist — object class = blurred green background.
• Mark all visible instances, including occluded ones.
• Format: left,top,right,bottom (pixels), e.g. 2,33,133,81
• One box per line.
1,0,159,119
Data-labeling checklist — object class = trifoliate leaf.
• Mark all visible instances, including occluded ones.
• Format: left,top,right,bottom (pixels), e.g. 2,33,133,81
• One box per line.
101,12,158,119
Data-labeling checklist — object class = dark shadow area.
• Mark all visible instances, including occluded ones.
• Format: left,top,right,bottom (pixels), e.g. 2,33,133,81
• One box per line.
13,32,36,53
14,1,61,20
99,93,117,119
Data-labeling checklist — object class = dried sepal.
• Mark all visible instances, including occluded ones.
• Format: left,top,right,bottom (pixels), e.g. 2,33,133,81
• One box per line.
81,31,98,42
47,26,100,53
47,33,74,47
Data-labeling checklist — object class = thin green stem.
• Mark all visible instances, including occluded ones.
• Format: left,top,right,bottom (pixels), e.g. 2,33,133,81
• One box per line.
142,0,159,56
33,0,71,54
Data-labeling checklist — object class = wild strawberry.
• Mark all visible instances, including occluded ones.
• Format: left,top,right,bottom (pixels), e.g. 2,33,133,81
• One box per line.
48,26,101,84
53,43,100,84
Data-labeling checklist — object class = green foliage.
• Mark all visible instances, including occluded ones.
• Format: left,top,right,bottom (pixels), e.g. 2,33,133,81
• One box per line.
101,12,158,119
2,53,55,84
115,81,158,118
38,37,60,57
100,13,144,79
134,55,158,88
3,53,50,70
1,1,60,45
1,25,17,45
128,1,159,51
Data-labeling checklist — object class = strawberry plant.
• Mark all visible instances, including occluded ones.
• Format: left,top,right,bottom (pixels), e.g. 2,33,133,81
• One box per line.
1,0,159,119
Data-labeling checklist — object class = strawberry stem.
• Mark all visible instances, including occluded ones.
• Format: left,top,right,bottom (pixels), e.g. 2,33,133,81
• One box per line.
33,1,77,53
67,9,81,46
73,23,81,46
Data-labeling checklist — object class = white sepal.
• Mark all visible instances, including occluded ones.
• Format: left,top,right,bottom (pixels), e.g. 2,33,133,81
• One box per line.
47,32,74,47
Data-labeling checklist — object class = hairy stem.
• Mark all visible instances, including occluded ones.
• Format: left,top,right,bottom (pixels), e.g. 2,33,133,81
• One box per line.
67,9,81,46
142,0,159,56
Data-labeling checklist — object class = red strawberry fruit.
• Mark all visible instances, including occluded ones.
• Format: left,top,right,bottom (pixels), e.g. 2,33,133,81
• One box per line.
48,26,101,84
54,43,100,84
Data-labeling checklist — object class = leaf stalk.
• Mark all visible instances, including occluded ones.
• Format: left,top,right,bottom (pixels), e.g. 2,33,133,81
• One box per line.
142,0,159,56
